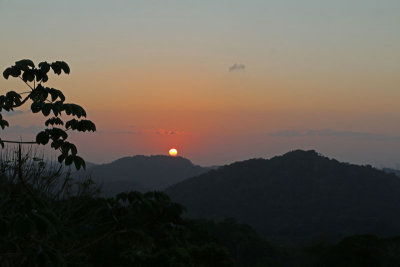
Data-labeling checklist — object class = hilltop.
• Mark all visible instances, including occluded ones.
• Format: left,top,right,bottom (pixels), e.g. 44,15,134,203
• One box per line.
85,155,209,196
167,150,400,244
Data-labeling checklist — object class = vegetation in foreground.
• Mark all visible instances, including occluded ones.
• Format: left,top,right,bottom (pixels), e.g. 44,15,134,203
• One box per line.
0,152,236,266
2,151,400,267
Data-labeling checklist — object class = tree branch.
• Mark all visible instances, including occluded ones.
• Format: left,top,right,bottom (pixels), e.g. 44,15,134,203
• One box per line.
18,76,34,90
12,94,31,109
1,140,37,144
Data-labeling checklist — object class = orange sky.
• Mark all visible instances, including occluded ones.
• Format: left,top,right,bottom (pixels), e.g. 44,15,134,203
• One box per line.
1,1,400,167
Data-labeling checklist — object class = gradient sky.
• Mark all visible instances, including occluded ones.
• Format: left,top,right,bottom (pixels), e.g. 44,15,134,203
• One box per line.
1,0,400,167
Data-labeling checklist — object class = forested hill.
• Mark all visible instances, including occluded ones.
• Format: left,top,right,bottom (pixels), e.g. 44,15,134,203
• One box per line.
86,155,209,196
166,150,400,244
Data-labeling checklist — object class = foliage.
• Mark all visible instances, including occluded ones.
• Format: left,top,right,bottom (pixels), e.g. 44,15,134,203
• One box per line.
0,149,234,266
1,59,96,169
185,218,282,266
0,148,97,266
316,235,400,267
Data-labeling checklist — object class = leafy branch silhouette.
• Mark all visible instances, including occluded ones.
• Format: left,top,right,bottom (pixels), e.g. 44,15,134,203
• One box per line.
0,59,95,169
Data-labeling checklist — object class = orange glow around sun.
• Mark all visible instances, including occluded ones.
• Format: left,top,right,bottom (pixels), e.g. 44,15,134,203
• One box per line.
169,148,178,156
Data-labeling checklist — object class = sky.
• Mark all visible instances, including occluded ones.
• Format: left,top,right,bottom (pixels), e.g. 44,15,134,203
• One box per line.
1,0,400,167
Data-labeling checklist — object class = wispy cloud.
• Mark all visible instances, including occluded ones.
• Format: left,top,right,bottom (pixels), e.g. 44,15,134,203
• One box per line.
94,127,188,136
113,131,138,135
95,130,138,135
1,125,43,133
229,63,245,72
268,129,400,141
2,110,29,117
155,129,187,135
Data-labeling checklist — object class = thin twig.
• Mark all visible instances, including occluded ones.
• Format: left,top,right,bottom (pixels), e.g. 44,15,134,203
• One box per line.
18,76,34,91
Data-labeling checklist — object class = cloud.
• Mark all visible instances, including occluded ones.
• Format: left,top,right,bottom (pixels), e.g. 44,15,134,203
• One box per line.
113,131,138,135
2,110,29,117
268,129,400,141
96,130,138,135
2,125,43,134
96,128,187,136
268,130,303,137
229,63,245,72
155,129,187,135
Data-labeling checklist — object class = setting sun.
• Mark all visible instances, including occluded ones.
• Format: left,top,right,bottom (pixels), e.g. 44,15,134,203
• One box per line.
169,148,178,157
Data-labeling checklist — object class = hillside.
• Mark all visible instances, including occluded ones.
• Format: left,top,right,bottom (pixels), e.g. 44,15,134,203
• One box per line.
85,155,209,196
166,150,400,244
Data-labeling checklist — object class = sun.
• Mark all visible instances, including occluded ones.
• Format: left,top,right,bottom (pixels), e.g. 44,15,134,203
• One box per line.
169,148,178,157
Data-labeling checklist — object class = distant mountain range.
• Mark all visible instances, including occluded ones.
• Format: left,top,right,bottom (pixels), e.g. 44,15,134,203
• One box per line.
81,155,210,196
166,150,400,244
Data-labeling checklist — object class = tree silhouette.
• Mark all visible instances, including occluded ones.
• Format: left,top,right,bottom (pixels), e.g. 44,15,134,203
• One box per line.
1,59,95,169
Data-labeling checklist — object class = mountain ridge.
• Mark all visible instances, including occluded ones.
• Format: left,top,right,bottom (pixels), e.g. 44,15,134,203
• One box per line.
82,154,210,196
166,150,400,244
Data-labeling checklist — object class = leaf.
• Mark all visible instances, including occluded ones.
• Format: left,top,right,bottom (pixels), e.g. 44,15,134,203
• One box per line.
42,103,52,116
0,119,9,129
6,91,22,106
36,131,50,145
30,84,48,102
35,69,47,82
49,88,65,102
65,155,74,165
38,61,51,73
51,62,62,75
0,95,6,111
10,67,21,77
60,142,77,156
58,61,70,74
58,154,66,163
15,59,35,70
21,69,35,82
51,104,62,116
62,104,87,117
6,91,21,99
51,128,68,140
52,139,64,149
82,120,96,132
31,102,42,113
70,143,77,155
2,67,12,79
73,156,85,170
65,119,77,130
42,73,49,82
45,117,64,126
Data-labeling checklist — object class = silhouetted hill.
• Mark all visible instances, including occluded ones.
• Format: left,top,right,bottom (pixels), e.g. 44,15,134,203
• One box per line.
382,167,400,178
166,150,400,244
86,155,209,196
